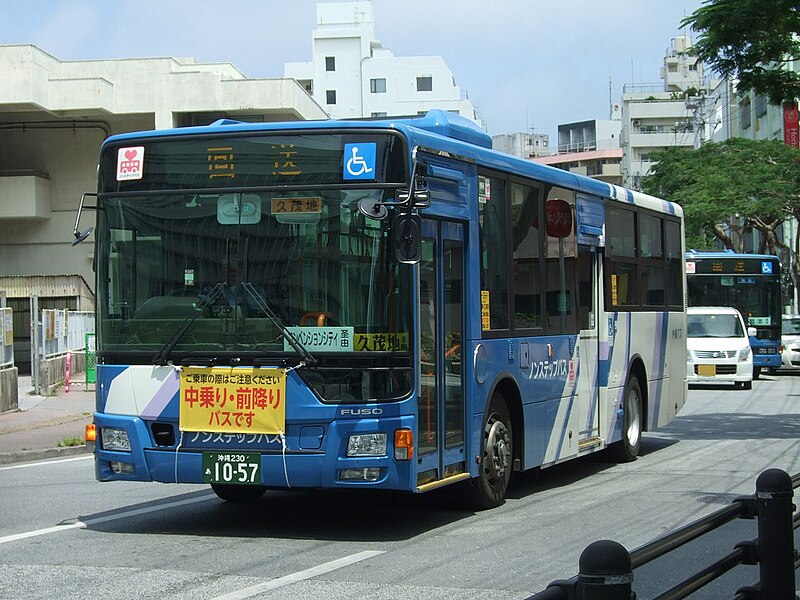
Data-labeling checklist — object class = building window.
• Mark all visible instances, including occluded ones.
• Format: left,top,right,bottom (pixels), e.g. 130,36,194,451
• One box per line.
755,95,768,117
740,97,752,129
326,90,336,105
299,79,313,94
371,112,387,117
416,76,433,92
325,56,335,71
370,78,386,93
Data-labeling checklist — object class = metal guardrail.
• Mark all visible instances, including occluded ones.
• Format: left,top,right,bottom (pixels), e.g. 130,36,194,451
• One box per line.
527,468,797,600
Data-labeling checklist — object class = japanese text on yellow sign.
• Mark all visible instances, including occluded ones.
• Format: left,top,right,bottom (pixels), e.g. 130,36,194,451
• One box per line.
481,290,491,330
354,333,409,351
179,367,286,435
271,197,322,214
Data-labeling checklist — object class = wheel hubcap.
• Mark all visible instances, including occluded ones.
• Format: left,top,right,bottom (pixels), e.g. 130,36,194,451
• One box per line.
627,390,641,446
485,416,511,484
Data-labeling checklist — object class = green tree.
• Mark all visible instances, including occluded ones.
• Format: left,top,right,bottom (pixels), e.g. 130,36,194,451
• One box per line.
682,0,800,105
643,138,800,256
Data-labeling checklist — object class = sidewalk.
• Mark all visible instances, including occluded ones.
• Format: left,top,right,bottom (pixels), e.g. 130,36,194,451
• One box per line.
0,373,94,465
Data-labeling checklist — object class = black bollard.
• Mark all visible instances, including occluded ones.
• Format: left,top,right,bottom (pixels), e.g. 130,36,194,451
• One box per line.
577,539,635,600
755,468,795,599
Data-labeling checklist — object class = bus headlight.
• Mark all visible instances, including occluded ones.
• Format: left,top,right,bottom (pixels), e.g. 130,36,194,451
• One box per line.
101,427,131,452
738,346,752,361
346,433,387,457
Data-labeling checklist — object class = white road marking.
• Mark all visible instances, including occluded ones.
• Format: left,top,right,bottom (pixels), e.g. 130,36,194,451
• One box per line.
0,455,93,471
209,550,387,599
0,494,216,545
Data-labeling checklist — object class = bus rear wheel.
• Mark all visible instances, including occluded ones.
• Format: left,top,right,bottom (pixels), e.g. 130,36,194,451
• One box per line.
469,392,513,510
211,484,267,503
610,375,642,463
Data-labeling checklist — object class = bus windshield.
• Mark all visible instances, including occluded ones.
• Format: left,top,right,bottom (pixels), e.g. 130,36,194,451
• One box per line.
687,275,781,331
97,189,412,364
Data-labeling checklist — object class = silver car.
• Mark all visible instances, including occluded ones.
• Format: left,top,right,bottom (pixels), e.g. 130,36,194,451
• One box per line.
781,315,800,370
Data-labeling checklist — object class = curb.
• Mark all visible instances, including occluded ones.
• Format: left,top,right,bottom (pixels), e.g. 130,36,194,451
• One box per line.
0,444,90,466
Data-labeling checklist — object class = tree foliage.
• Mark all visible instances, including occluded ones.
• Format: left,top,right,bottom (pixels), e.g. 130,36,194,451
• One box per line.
643,138,800,253
682,0,800,105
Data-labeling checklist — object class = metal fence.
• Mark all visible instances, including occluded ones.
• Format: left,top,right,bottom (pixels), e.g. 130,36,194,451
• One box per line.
526,468,797,600
40,309,94,359
0,307,12,368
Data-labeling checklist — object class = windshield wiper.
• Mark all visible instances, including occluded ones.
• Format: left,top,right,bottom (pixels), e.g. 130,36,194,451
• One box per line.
242,282,316,367
153,282,227,366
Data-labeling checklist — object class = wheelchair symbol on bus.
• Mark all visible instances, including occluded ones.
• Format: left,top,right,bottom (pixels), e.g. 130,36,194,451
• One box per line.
343,143,376,180
761,261,773,274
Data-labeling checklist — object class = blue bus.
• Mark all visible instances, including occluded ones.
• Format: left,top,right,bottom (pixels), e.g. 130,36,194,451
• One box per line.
685,251,782,377
74,110,687,508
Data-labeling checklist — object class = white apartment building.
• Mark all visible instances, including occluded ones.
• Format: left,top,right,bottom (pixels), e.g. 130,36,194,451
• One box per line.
491,132,550,159
530,120,622,186
284,1,483,126
620,36,711,189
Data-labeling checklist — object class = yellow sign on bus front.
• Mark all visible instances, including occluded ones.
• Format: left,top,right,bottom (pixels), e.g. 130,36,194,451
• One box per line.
179,367,286,435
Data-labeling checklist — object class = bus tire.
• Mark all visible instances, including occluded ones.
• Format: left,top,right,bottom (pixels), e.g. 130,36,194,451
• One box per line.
743,380,752,390
211,484,267,503
469,392,513,510
610,375,642,463
753,367,761,379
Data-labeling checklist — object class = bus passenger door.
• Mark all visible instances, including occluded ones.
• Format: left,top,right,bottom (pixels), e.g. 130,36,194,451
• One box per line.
576,247,601,449
417,220,467,488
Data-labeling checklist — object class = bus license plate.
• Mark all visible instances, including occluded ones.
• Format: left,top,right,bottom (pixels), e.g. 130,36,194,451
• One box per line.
202,452,261,485
697,364,716,376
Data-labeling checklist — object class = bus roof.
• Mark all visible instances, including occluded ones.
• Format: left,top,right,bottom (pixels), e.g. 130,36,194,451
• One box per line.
103,110,683,218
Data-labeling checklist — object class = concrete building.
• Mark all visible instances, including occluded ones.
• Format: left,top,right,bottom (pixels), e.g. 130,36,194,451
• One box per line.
620,36,712,189
532,148,623,186
557,119,621,154
284,1,483,126
529,119,622,185
0,44,327,287
491,132,550,159
0,44,328,377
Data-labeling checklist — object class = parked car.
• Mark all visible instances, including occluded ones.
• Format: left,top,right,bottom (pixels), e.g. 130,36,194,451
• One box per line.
687,306,755,389
780,314,800,370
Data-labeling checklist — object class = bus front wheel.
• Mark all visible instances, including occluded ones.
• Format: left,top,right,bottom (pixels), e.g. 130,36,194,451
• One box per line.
211,484,267,503
470,392,513,510
610,375,642,463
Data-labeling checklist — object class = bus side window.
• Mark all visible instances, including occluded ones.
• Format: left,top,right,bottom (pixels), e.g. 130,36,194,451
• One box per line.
543,186,577,334
478,175,509,332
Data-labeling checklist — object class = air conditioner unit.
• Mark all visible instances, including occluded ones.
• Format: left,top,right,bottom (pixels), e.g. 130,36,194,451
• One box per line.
632,119,641,126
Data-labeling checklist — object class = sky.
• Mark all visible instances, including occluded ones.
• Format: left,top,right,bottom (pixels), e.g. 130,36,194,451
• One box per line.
1,0,706,140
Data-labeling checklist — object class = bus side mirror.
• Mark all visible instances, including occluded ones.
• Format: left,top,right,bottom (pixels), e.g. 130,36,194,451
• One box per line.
393,212,421,264
72,192,97,246
747,326,757,337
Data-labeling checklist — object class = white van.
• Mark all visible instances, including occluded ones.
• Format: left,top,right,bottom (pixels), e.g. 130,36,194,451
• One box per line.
687,306,755,389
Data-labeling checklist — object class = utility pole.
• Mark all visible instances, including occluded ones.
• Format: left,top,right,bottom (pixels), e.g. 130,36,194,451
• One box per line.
685,92,706,149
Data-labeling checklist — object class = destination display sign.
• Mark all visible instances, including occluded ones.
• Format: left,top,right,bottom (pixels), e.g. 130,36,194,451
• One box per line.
100,133,407,192
686,257,780,276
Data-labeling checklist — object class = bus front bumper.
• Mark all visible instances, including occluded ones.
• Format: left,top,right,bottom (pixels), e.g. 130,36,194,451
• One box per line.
91,412,416,491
